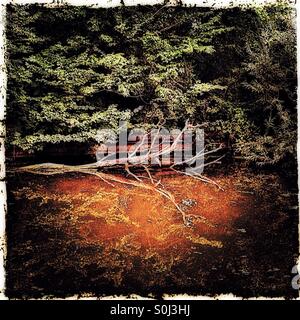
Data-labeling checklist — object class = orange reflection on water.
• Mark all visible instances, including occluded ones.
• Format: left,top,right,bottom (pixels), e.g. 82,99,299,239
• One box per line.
52,172,250,252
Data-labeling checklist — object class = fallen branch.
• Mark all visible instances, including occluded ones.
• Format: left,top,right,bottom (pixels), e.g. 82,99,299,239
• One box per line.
11,121,225,225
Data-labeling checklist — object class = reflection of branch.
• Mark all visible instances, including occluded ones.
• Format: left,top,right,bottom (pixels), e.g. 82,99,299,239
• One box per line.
13,120,225,225
143,165,154,184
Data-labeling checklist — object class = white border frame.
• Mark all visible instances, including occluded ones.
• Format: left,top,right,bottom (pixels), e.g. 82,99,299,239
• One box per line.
0,0,298,300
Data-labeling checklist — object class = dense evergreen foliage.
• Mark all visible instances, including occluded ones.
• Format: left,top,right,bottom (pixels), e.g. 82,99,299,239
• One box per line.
6,4,297,166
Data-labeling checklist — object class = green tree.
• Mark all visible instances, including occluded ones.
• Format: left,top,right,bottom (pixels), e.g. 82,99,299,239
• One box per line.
6,4,297,168
234,5,297,166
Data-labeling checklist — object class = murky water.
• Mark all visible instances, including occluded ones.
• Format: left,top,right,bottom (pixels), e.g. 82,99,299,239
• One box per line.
5,169,299,298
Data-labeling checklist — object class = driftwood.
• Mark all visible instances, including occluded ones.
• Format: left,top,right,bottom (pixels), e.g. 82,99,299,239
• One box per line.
12,121,225,225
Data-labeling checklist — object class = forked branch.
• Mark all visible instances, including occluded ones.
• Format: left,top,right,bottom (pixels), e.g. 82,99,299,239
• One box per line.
11,121,225,225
